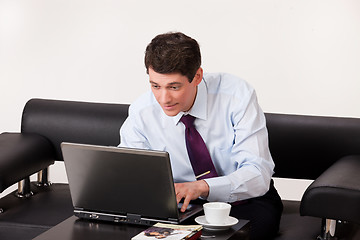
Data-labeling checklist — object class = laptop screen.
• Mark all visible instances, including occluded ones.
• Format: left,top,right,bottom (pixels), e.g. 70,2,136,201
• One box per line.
61,143,179,221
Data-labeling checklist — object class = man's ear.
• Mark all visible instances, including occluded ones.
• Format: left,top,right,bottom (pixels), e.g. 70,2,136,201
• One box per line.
193,67,203,86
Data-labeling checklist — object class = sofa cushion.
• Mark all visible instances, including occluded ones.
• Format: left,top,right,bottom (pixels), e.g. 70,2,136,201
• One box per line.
274,200,321,240
0,183,72,226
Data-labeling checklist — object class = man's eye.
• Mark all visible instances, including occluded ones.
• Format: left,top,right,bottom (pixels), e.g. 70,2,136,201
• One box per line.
170,86,180,90
152,85,160,89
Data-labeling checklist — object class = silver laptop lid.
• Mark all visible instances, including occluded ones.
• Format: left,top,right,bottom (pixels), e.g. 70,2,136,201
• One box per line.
61,142,179,222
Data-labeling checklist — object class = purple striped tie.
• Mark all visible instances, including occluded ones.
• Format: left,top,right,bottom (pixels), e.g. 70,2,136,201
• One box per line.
181,115,218,180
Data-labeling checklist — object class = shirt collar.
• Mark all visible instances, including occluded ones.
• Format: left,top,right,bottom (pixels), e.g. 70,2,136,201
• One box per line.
172,78,208,125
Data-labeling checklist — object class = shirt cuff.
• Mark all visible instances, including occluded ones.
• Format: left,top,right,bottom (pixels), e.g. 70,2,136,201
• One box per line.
204,176,232,202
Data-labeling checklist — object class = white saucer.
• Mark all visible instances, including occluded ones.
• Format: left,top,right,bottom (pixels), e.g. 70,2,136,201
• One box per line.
194,215,239,231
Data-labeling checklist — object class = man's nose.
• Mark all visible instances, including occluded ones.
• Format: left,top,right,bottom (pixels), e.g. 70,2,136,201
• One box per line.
160,90,171,103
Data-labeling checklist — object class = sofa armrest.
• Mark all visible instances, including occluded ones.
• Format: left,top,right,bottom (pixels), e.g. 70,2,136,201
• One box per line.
0,133,55,193
300,155,360,224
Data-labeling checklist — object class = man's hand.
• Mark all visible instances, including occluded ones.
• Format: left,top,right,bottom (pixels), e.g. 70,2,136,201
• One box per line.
174,180,209,212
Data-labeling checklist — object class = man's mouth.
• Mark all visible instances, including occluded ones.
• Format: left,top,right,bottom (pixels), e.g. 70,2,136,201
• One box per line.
163,103,177,110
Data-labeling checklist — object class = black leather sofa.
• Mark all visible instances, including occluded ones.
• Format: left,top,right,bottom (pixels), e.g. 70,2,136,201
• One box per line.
1,98,360,240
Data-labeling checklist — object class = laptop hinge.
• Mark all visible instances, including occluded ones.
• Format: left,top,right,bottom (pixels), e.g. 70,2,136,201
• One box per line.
127,213,141,224
168,218,178,222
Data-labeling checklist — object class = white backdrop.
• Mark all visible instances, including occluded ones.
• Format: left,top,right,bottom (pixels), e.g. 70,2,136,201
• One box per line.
1,0,360,199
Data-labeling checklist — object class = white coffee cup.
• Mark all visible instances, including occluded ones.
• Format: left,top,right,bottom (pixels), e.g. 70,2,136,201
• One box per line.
203,202,231,225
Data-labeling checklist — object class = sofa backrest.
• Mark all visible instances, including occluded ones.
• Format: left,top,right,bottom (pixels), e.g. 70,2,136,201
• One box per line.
21,98,360,181
266,113,360,180
21,99,129,161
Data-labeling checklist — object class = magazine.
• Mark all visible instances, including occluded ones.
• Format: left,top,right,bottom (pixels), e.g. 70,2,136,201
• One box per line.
132,223,203,240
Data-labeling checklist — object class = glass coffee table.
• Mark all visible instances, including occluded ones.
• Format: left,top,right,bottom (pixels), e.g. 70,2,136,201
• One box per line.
32,215,250,240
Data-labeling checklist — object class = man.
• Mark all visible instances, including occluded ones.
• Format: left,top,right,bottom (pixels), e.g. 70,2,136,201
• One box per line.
120,32,283,239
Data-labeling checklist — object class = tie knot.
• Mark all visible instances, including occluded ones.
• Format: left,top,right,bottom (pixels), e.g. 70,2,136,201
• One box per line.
180,114,195,128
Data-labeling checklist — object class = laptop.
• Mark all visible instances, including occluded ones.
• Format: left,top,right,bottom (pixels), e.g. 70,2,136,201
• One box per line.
61,142,203,226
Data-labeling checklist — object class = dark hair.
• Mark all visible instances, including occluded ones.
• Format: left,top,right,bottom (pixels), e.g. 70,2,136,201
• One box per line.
145,32,201,82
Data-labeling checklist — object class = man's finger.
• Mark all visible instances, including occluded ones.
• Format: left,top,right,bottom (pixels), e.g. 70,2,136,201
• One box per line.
181,196,191,212
174,183,184,203
176,193,183,204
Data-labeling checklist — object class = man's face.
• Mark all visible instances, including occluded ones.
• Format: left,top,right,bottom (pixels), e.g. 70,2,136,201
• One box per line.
149,68,202,116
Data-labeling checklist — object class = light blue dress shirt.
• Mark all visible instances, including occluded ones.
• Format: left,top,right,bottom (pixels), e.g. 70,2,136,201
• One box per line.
119,72,275,202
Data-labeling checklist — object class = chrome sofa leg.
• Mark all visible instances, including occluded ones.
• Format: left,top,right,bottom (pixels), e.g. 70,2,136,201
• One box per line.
36,168,51,187
15,177,33,198
317,219,338,240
